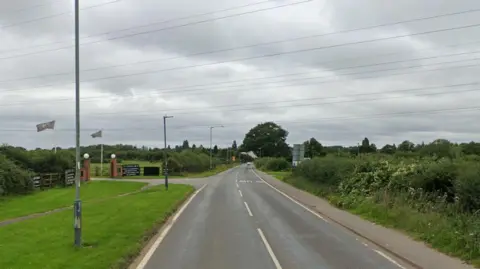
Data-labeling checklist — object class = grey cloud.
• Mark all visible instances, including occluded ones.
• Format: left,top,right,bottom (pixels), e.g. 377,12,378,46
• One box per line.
1,0,480,150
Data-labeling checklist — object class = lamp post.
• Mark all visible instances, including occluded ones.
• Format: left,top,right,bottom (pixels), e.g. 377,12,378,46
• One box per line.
163,115,173,190
73,0,82,247
209,125,224,169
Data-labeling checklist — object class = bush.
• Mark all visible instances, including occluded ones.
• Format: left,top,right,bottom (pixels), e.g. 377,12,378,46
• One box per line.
167,151,211,174
254,157,290,171
0,154,33,195
454,164,480,212
294,156,356,186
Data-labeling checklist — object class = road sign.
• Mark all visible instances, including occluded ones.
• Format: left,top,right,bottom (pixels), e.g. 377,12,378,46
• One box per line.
292,144,305,166
122,164,141,176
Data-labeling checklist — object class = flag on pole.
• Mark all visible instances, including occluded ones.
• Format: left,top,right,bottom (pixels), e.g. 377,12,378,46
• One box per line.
36,120,55,132
91,130,102,138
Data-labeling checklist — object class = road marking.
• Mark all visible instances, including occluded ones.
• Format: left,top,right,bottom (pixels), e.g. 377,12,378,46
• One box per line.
239,190,243,197
244,201,253,216
362,242,369,247
236,182,239,188
251,170,328,222
257,228,283,269
374,250,406,269
136,184,207,269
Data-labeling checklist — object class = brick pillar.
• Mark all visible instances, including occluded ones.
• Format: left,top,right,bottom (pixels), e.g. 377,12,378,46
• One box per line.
83,159,91,181
110,158,117,178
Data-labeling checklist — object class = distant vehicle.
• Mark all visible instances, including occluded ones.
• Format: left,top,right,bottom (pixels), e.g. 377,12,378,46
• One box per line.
247,162,252,165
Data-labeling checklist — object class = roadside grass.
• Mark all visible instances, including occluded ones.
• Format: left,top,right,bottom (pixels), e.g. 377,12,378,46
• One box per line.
181,163,236,178
90,160,160,178
0,181,147,221
0,184,194,269
272,174,480,267
263,171,291,181
94,162,237,180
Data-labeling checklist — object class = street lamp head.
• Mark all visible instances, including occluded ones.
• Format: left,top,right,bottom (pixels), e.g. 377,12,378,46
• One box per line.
164,115,173,119
83,153,89,159
111,154,116,159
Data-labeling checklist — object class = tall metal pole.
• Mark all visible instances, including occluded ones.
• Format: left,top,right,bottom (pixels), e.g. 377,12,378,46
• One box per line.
209,127,213,169
209,125,224,169
163,115,173,190
73,0,82,247
100,143,104,176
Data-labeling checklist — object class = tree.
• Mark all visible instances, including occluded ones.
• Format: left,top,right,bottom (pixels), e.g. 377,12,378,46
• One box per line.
231,140,237,150
182,140,189,149
380,144,396,154
303,137,324,158
241,122,290,157
398,140,415,152
192,144,197,150
213,145,218,154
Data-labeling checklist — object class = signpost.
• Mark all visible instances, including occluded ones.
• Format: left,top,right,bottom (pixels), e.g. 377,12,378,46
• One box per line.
122,164,141,176
31,175,41,189
65,169,75,186
292,144,305,167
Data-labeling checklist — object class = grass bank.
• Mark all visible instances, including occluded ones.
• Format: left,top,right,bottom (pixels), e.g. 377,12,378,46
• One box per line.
0,181,147,221
0,184,194,269
261,168,480,267
91,161,236,179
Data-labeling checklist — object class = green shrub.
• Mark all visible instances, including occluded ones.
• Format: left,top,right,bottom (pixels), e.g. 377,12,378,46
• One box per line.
294,156,356,186
254,157,290,171
0,154,33,195
454,164,480,212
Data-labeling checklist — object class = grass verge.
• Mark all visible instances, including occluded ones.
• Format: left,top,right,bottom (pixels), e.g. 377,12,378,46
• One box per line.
0,181,147,221
0,184,194,269
265,171,480,267
103,163,237,180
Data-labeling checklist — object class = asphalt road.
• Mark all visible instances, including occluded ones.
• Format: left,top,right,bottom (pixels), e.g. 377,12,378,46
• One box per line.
141,165,410,269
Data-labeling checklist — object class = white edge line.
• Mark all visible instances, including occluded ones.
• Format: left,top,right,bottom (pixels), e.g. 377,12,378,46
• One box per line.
374,250,406,269
257,228,283,269
239,190,243,197
244,201,253,216
136,184,207,269
251,170,328,222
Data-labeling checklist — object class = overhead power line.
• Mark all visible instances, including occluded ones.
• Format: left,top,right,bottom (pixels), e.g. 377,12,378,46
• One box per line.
0,0,122,29
0,0,274,54
0,0,312,59
4,82,479,120
5,50,480,99
3,81,477,109
2,49,480,108
0,0,65,15
3,38,480,85
2,104,480,133
3,21,480,94
2,56,480,111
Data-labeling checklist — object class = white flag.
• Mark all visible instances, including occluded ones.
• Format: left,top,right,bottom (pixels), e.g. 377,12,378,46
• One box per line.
36,120,55,132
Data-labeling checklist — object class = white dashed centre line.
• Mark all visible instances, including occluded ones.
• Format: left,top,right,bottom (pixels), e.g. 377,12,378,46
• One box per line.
244,201,253,216
257,228,283,269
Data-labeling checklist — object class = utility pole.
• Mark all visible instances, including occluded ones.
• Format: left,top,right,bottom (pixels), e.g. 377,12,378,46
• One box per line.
163,115,173,190
209,125,224,169
73,0,82,247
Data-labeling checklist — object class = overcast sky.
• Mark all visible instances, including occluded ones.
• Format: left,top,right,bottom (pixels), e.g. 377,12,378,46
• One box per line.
1,0,480,150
